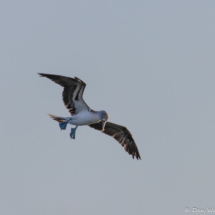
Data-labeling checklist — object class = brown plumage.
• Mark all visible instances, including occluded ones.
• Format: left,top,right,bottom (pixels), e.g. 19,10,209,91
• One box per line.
46,114,66,123
89,121,141,160
38,73,88,115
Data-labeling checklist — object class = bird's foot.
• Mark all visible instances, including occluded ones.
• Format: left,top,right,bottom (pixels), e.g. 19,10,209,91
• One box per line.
70,126,78,139
59,121,68,130
59,118,71,130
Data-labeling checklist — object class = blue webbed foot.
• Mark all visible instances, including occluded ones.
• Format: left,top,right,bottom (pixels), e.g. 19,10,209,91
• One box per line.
59,118,71,130
59,121,68,130
70,126,78,139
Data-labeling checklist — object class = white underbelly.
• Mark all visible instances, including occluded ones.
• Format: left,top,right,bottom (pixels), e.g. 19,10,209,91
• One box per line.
69,112,100,126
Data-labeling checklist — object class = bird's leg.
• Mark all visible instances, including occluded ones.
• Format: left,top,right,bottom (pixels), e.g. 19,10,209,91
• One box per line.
59,118,72,130
70,126,78,139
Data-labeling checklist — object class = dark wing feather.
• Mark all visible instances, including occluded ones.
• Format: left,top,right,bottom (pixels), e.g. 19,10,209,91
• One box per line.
39,73,89,115
89,121,141,160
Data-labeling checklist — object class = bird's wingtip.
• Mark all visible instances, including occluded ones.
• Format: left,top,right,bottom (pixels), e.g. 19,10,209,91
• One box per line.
38,73,45,77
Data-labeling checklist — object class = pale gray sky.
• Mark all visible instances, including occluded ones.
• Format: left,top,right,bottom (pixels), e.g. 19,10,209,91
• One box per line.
1,1,215,215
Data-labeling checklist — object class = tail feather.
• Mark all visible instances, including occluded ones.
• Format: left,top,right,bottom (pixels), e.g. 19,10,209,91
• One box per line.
47,114,66,123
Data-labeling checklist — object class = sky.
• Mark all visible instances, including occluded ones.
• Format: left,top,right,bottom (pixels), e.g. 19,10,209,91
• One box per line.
1,1,215,214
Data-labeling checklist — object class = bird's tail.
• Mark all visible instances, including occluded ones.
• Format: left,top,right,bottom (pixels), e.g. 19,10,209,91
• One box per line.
47,114,66,123
47,114,72,130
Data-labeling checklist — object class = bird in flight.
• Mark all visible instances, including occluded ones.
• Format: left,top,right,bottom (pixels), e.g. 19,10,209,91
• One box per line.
39,73,141,160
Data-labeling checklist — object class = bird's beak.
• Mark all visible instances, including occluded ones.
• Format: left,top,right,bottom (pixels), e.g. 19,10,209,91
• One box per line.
101,120,107,132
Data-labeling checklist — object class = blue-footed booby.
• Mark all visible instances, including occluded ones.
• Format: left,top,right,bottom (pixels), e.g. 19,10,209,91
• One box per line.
39,73,141,160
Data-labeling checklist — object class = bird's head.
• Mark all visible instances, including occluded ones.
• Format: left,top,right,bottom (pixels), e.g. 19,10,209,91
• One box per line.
99,110,109,132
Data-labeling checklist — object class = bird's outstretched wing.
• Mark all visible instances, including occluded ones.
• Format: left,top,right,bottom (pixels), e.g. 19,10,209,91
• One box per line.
89,121,141,160
39,73,90,115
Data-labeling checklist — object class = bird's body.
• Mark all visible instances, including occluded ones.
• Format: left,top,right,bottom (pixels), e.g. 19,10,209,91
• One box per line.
70,112,94,125
67,111,101,126
39,73,141,160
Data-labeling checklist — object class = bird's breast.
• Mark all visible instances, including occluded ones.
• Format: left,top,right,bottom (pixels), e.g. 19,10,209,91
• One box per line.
70,111,100,126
